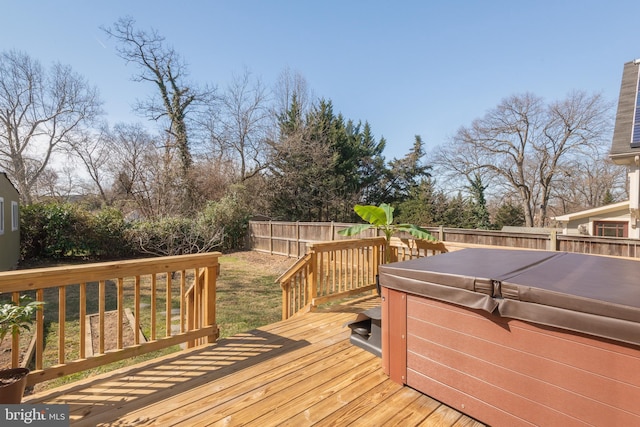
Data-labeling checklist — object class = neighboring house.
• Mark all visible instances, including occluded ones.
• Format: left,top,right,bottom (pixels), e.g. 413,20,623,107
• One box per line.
554,59,640,239
0,172,20,270
553,201,635,238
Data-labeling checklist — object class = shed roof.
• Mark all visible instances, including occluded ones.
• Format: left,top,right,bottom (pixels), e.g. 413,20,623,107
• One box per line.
552,201,629,222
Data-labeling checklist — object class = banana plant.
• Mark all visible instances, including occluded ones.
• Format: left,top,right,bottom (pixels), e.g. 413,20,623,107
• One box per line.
338,203,436,263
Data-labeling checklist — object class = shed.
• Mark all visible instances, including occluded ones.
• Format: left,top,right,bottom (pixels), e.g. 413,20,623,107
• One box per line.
552,201,635,238
0,172,20,270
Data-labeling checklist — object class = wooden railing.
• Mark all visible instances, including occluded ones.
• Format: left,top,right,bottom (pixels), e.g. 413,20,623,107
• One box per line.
0,252,221,387
278,237,449,320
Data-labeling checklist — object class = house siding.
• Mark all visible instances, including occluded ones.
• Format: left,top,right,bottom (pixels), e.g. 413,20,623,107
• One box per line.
0,173,20,270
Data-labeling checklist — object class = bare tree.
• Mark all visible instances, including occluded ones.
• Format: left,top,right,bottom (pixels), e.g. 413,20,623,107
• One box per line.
211,69,271,181
435,92,612,227
0,50,102,203
550,149,627,216
273,67,313,120
102,122,181,218
69,126,113,204
102,17,215,213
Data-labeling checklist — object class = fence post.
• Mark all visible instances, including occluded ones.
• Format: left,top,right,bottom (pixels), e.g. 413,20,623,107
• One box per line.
269,221,274,255
439,225,445,242
549,230,558,251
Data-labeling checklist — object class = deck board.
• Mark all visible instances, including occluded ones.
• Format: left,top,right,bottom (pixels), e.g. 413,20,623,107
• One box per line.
24,296,483,426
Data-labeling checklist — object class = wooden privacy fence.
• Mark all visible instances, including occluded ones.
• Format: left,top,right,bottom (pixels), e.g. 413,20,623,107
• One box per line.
277,237,448,320
250,221,640,259
0,252,220,387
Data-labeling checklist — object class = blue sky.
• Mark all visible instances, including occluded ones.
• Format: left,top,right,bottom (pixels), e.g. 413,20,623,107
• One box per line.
2,1,640,161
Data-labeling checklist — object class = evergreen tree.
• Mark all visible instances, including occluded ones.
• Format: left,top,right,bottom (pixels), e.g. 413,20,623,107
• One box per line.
442,193,475,228
384,135,432,204
395,178,437,226
467,173,492,229
494,202,526,228
602,189,615,205
355,122,387,207
267,96,389,222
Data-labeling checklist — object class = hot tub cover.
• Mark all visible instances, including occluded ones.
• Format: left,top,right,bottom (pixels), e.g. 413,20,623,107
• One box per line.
379,248,640,347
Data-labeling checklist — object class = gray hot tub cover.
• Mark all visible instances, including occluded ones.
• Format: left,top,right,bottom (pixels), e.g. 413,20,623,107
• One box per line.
379,248,640,347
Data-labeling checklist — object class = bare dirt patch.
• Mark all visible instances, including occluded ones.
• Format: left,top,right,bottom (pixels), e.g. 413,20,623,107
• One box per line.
89,310,138,355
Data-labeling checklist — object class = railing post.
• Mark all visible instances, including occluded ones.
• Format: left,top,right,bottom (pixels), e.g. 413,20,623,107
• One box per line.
372,243,381,296
282,281,290,320
307,248,317,311
204,262,218,344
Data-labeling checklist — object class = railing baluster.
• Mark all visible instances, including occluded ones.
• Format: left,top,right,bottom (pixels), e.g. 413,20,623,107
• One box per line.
151,274,157,341
58,286,66,364
36,288,44,371
11,292,20,368
99,280,105,354
166,272,172,337
180,270,186,333
79,283,86,359
117,278,124,350
331,249,337,293
349,248,354,290
134,276,141,346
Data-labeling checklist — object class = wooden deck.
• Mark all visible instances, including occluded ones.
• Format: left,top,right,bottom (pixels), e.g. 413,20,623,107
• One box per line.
24,296,484,426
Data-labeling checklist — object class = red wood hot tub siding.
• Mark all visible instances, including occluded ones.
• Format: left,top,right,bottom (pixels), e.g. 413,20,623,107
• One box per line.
383,290,640,427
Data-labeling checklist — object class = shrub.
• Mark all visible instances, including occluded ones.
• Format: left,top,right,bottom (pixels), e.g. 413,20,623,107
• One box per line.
89,208,133,258
201,187,252,252
20,203,92,259
21,203,131,261
128,215,224,256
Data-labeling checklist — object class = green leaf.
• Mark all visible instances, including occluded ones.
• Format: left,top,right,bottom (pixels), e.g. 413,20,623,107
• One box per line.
337,223,372,236
396,224,437,241
353,205,388,226
380,203,394,225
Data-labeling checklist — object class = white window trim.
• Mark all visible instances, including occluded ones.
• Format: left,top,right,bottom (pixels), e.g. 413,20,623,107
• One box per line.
0,197,4,235
11,201,18,231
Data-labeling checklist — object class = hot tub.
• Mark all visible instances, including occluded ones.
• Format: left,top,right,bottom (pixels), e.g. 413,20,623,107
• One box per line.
379,248,640,426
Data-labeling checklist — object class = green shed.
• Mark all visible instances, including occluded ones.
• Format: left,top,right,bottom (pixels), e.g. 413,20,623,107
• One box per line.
0,172,20,270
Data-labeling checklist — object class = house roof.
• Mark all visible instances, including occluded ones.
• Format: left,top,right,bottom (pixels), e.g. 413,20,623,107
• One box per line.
610,60,640,165
552,201,629,222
